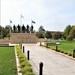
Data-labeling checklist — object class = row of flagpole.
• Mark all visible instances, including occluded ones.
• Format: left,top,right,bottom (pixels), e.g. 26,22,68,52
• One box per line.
9,14,36,26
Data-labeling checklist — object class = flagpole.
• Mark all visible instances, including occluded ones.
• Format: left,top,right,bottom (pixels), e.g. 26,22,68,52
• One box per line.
31,19,32,26
20,13,22,33
20,13,24,33
31,19,32,33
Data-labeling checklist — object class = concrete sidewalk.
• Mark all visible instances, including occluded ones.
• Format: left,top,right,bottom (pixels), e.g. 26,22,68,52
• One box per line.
23,44,75,75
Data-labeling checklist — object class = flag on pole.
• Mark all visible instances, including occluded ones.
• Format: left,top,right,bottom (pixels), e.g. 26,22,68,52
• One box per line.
21,15,24,18
32,20,36,24
10,20,12,23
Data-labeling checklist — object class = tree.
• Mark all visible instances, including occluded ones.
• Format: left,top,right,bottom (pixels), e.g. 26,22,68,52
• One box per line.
53,32,62,40
67,35,73,41
0,26,3,38
0,26,2,34
45,31,52,39
68,26,75,40
38,26,45,32
5,25,12,30
57,32,62,39
53,34,58,40
63,25,72,39
0,25,11,38
36,32,44,38
2,28,7,38
5,25,12,36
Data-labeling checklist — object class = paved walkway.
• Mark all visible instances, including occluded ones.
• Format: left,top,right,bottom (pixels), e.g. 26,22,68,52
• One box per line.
23,44,75,75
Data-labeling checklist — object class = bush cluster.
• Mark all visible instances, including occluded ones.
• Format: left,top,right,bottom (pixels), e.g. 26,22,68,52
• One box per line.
15,45,35,75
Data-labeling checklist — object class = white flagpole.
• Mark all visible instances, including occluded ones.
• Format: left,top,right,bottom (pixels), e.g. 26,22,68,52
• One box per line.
20,13,22,33
31,19,32,26
30,19,32,33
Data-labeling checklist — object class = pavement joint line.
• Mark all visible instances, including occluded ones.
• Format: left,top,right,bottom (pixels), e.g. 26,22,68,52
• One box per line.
30,59,38,70
24,51,39,75
30,60,39,75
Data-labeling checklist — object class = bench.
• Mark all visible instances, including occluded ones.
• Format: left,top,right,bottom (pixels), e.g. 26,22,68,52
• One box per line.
45,42,60,46
46,42,56,46
45,42,60,51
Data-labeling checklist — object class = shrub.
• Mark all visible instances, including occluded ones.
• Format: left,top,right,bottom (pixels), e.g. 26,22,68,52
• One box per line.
15,45,35,75
21,66,33,74
57,50,60,52
60,50,64,53
19,57,26,63
20,61,31,68
68,53,72,56
20,61,27,68
64,52,68,54
18,53,25,59
68,52,72,56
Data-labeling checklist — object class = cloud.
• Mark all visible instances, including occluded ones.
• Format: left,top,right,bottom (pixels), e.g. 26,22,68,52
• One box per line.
1,0,75,31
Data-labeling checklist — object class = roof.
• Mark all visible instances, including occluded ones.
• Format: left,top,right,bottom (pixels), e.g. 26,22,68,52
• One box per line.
50,31,63,35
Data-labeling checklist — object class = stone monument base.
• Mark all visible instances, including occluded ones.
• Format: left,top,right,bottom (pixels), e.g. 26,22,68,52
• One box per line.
10,33,38,43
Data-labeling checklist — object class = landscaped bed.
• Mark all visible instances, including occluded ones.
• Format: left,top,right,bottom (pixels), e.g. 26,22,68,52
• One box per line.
15,45,35,75
42,40,75,57
0,46,17,75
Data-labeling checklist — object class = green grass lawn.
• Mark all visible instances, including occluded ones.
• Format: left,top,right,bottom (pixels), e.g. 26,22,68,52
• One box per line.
45,40,75,56
58,41,74,53
0,47,17,75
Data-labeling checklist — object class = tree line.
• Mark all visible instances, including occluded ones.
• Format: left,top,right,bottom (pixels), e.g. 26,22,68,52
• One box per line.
36,26,63,40
63,25,75,41
0,25,11,38
0,24,75,41
36,25,75,41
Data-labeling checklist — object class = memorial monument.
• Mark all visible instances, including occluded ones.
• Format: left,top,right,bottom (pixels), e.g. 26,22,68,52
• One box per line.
10,24,38,43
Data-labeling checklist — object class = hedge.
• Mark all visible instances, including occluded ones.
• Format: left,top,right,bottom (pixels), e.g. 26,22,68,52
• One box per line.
15,45,35,75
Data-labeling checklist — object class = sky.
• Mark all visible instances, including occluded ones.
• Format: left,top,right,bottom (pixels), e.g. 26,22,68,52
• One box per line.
1,0,75,31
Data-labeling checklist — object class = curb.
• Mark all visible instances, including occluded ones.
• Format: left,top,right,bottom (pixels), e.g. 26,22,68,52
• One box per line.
15,47,22,75
40,46,75,61
52,50,75,61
